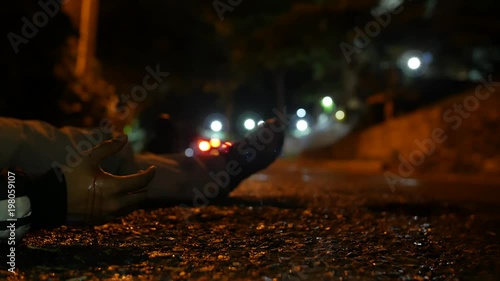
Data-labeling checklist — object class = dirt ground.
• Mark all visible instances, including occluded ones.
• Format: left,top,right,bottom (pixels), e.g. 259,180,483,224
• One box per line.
1,171,499,280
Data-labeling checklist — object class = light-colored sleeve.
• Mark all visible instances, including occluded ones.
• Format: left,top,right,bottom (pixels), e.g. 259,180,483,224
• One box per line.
0,117,137,177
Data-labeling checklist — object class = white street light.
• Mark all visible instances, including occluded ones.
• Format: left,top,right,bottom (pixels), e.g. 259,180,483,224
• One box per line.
210,120,223,132
335,110,346,121
184,148,194,157
296,108,306,118
321,96,333,107
407,57,421,70
296,119,308,131
244,119,256,130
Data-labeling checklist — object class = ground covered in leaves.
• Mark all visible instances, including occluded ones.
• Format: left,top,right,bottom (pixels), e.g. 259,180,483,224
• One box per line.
1,171,499,280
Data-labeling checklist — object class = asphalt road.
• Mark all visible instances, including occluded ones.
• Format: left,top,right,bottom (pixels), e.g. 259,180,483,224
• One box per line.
2,165,499,281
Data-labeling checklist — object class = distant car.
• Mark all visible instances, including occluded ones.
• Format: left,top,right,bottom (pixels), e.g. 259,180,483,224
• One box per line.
185,138,233,157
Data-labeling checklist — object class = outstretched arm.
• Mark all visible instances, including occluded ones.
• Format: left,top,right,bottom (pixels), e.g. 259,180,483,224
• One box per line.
0,135,156,244
0,117,137,177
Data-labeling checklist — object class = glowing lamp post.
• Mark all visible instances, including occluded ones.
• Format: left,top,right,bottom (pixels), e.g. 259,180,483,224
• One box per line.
243,119,256,131
210,120,223,132
321,96,334,113
407,57,421,70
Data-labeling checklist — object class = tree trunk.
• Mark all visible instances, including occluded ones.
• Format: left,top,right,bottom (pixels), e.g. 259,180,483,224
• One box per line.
75,0,99,78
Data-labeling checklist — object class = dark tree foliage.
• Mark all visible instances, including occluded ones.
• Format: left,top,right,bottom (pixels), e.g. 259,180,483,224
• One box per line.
2,1,76,126
2,1,118,128
3,0,500,130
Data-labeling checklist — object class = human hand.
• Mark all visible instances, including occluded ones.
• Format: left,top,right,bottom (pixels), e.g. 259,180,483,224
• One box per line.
64,135,156,223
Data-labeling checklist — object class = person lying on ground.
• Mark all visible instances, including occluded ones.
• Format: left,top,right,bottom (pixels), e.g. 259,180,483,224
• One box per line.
0,116,285,243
